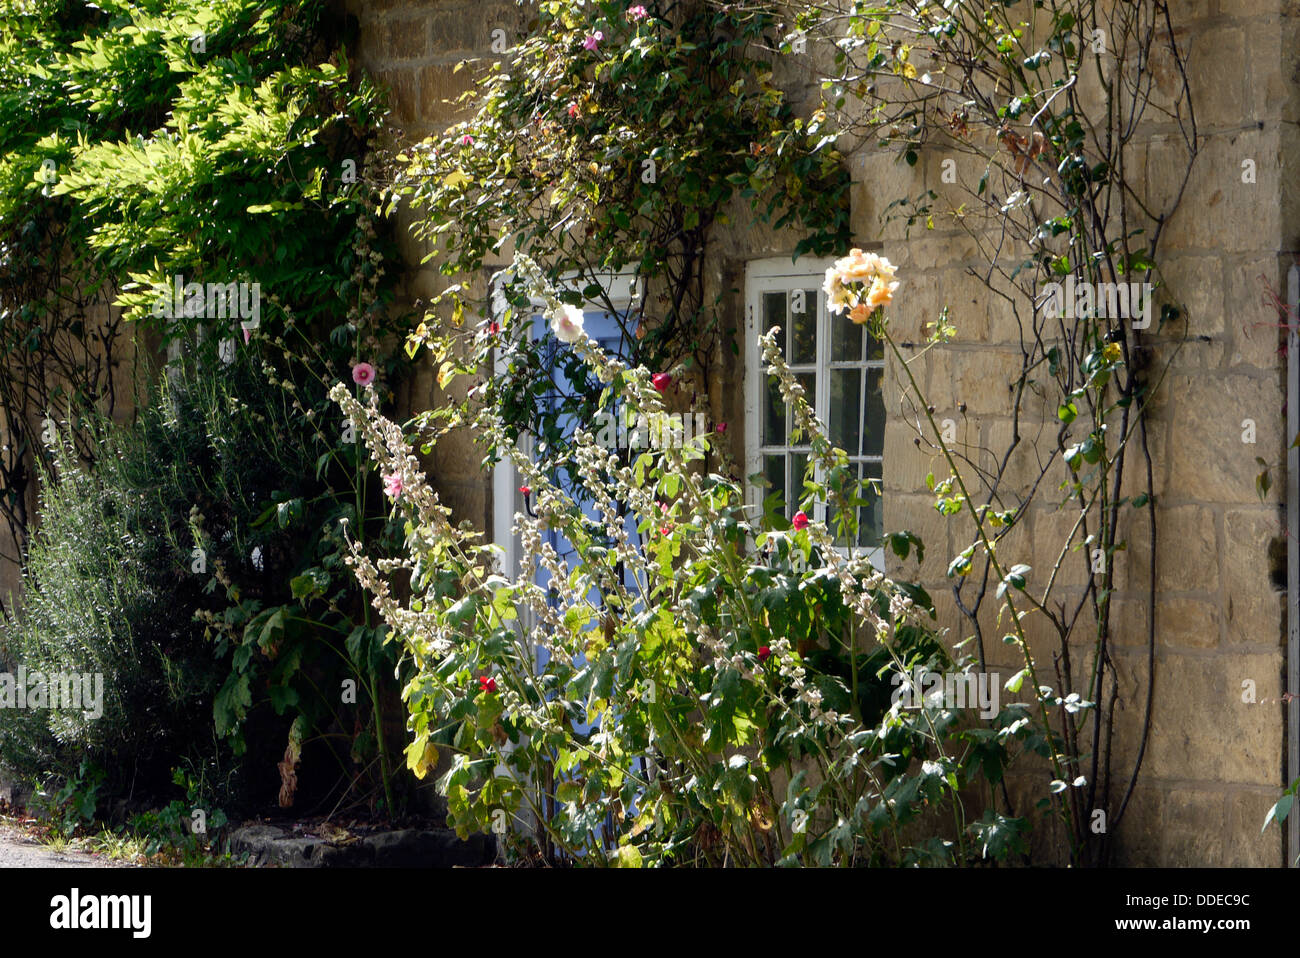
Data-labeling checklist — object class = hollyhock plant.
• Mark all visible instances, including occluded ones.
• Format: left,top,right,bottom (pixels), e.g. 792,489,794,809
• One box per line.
351,362,376,386
332,253,1020,869
792,510,809,530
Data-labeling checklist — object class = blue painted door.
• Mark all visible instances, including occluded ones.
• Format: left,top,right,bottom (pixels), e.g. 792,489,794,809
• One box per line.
527,307,645,853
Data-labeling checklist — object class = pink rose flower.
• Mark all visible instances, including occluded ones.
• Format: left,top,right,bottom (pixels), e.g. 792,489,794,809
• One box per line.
582,31,603,51
459,134,474,146
792,511,809,531
351,362,376,386
714,421,727,433
567,102,579,118
627,5,648,21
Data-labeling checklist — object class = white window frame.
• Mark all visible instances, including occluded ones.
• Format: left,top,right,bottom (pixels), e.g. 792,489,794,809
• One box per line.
744,257,885,570
490,267,642,581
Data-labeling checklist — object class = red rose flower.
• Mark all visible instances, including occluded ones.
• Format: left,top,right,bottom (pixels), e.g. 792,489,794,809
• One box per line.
758,645,771,662
519,485,531,497
792,511,809,530
651,373,672,392
478,676,497,693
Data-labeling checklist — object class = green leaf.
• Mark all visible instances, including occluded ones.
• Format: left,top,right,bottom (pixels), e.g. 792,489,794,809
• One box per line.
1263,793,1294,831
614,844,643,868
947,548,974,578
997,563,1030,598
556,780,582,805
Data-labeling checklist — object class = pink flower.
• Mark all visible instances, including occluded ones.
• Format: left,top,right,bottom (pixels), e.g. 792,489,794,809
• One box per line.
383,473,403,499
459,134,474,146
627,5,648,21
351,362,376,386
792,511,809,531
651,373,672,392
487,321,500,335
567,101,579,118
582,31,603,51
714,421,727,433
519,485,531,497
758,645,771,662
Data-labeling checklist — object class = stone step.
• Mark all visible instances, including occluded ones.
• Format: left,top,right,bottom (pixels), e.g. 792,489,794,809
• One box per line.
228,823,496,868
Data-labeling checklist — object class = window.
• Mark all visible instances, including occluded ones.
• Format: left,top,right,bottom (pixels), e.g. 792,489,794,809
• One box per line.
744,258,885,567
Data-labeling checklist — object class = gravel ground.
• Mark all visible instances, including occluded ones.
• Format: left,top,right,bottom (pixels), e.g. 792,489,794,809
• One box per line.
0,824,134,868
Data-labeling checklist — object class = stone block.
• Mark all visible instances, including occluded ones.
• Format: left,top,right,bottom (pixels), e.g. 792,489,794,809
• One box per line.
1156,596,1221,649
1222,507,1286,647
1127,651,1283,786
1166,373,1283,503
1225,256,1287,369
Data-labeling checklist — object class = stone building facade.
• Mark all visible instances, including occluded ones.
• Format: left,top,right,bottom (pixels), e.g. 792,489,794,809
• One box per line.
346,0,1296,866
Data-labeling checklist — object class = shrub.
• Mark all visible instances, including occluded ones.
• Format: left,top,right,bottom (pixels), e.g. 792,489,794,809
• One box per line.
1,340,405,815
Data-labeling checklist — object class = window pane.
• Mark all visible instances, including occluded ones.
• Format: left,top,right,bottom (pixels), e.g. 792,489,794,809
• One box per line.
829,368,862,456
763,379,785,446
763,454,786,514
790,451,809,514
762,291,786,358
858,463,883,548
866,330,884,361
864,368,885,457
790,288,817,364
831,316,863,362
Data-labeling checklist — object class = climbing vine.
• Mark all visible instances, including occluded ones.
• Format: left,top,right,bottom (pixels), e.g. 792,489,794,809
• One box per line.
762,0,1197,864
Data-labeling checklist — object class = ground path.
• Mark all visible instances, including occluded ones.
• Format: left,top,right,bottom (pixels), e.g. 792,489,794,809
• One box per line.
0,823,133,868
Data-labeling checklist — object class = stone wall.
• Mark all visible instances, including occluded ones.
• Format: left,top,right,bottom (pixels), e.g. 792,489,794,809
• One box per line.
348,0,1294,866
